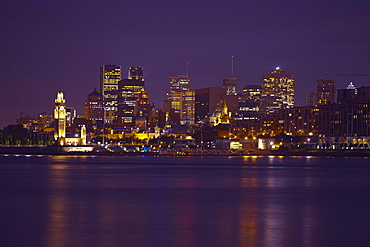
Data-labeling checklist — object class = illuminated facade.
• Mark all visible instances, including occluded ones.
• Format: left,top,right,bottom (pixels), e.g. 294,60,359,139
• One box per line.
167,75,194,125
54,91,86,146
316,78,336,105
237,85,261,120
100,65,122,124
118,79,145,125
135,89,151,117
210,99,231,126
54,91,66,140
261,67,294,114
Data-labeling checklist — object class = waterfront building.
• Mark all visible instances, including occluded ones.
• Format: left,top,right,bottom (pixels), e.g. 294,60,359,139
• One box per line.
316,78,336,105
260,67,294,115
283,106,319,136
317,103,370,137
54,91,66,140
100,65,122,124
53,91,87,146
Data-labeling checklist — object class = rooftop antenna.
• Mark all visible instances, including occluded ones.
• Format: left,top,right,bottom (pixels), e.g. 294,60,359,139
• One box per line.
186,61,189,77
14,91,25,119
231,55,234,77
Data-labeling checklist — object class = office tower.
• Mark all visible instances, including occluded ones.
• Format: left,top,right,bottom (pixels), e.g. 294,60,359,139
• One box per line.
54,91,66,140
306,92,318,106
180,89,195,125
316,78,336,105
237,85,261,120
223,77,237,95
100,65,122,124
118,79,145,125
337,82,357,104
195,87,226,122
84,88,104,121
167,75,194,125
128,66,144,81
168,75,190,111
261,67,295,115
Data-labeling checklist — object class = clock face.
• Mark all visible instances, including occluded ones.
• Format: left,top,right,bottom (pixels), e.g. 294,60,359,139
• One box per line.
60,106,64,111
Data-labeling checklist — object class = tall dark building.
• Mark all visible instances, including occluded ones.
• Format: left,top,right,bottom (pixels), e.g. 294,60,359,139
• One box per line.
84,88,104,122
128,66,144,81
195,87,226,122
316,78,336,105
223,77,237,95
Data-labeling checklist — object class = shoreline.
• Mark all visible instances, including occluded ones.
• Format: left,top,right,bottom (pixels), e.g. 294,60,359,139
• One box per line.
0,146,370,157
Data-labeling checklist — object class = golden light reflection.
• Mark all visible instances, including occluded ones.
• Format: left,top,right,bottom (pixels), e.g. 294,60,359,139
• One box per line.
45,163,69,247
238,173,258,246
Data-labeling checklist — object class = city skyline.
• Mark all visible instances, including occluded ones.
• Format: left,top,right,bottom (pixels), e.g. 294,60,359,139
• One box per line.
1,0,370,128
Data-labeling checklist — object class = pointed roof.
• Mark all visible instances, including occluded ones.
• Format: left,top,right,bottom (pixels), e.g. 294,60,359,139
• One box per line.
88,88,102,97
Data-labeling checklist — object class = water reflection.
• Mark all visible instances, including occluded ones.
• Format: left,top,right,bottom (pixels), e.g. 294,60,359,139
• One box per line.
45,163,69,247
29,156,370,246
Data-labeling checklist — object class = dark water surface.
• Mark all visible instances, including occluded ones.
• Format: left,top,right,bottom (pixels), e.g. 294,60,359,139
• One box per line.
1,155,370,247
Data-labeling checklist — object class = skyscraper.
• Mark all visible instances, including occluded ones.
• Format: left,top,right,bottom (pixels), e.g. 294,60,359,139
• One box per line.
128,66,144,81
100,65,122,124
223,77,237,95
237,84,261,120
117,67,145,125
167,75,194,125
84,88,104,122
261,67,294,114
195,87,226,122
316,78,336,105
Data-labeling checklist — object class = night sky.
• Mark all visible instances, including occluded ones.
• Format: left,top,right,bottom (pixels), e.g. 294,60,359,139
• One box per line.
1,0,370,128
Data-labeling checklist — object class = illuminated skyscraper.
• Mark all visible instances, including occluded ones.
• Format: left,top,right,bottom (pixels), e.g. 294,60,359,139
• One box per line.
237,85,261,120
167,75,194,125
261,67,294,114
100,65,122,124
118,79,145,125
316,78,336,105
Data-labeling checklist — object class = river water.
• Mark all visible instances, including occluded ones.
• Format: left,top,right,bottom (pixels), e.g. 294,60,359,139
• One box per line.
0,155,370,247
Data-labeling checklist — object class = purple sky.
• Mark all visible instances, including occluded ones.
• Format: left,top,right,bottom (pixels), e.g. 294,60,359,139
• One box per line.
1,0,370,128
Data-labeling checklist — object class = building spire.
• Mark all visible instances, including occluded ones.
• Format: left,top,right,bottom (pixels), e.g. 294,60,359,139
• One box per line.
186,61,189,77
231,55,234,77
